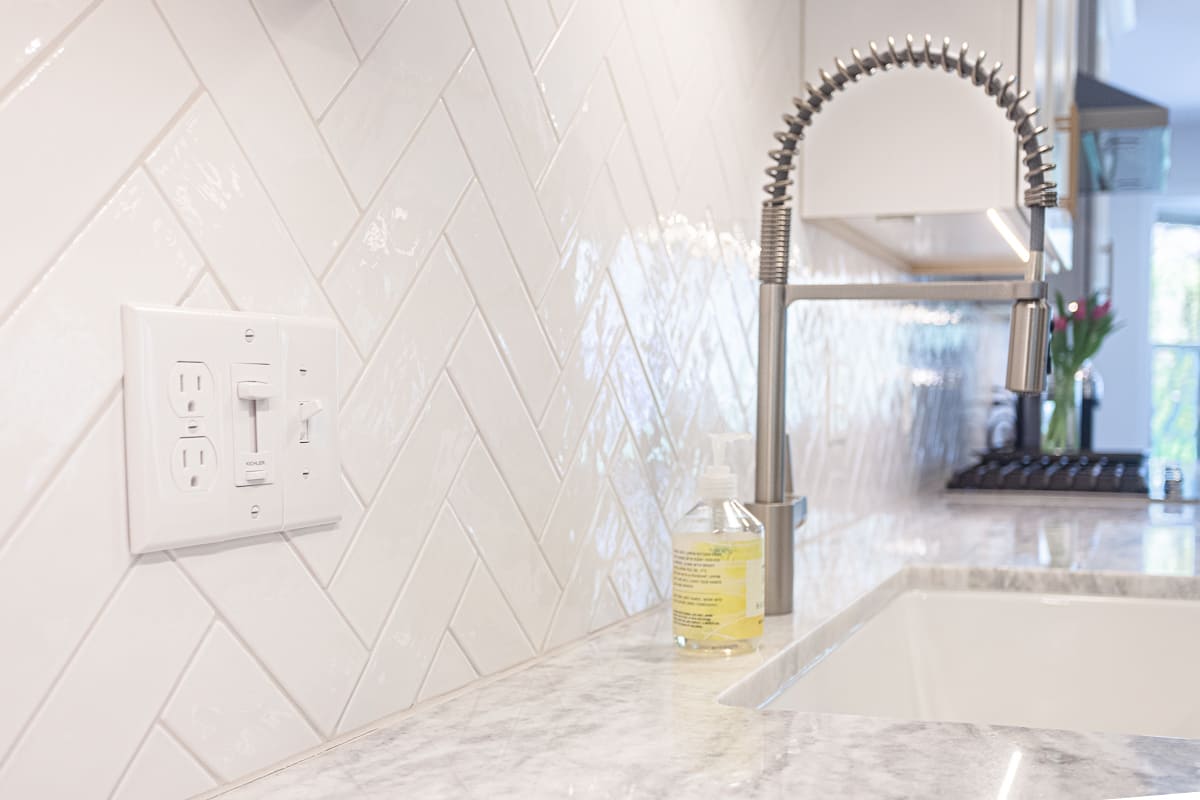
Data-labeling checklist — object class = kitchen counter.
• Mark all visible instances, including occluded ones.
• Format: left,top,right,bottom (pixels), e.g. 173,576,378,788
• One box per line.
208,499,1200,799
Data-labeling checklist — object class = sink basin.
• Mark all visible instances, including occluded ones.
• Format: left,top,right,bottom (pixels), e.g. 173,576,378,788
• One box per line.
721,566,1200,739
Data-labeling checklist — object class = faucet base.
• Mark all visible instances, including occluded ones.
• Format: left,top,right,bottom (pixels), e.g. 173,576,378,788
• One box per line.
747,497,807,615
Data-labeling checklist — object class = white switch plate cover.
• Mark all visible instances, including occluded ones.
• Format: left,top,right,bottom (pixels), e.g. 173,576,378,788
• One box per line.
122,305,341,553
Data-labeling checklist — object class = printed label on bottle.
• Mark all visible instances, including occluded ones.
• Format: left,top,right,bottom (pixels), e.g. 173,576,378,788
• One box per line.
672,538,764,642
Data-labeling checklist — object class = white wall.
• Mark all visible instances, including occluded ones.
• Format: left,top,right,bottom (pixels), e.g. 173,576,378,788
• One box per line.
0,1,992,797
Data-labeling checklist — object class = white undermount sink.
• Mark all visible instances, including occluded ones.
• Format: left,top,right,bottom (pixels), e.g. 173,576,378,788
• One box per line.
721,566,1200,740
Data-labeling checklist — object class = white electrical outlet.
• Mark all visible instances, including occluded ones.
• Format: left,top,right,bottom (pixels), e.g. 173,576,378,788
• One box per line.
122,305,340,553
168,361,214,417
171,436,217,491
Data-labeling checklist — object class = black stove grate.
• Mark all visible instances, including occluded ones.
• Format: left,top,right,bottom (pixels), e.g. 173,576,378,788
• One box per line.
947,451,1148,494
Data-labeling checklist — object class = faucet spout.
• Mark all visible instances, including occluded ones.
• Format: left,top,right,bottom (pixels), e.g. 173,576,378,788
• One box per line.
751,34,1058,615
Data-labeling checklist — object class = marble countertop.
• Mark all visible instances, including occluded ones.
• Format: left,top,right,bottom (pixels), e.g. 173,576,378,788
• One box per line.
209,498,1200,799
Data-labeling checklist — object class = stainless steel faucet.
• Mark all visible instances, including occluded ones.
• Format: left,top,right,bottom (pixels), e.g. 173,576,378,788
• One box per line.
748,35,1057,615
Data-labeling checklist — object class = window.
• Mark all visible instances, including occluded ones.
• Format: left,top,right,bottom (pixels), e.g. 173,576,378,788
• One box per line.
1150,221,1200,464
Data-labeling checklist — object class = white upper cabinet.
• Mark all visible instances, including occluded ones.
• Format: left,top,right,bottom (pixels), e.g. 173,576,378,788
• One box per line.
799,0,1075,274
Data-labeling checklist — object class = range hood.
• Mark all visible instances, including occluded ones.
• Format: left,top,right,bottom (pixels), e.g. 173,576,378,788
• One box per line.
1075,73,1170,193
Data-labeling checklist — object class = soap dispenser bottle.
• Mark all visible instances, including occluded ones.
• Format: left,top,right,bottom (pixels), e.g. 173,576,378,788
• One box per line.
672,433,765,656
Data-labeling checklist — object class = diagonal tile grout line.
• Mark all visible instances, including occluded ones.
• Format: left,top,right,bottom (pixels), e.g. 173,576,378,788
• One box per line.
322,0,361,74
445,500,540,656
156,714,224,787
147,1,366,351
323,87,475,382
439,616,484,685
242,0,362,220
318,17,473,211
328,371,478,634
168,545,329,740
332,227,478,508
0,81,203,332
499,0,554,123
0,552,137,769
0,0,105,100
606,471,667,607
615,0,682,187
439,48,565,354
455,0,560,188
444,343,562,561
103,616,220,800
280,534,371,652
412,550,482,700
317,0,413,104
442,229,559,422
330,480,479,736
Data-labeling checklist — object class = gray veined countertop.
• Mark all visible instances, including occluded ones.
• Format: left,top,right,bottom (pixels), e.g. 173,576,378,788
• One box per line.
208,499,1200,800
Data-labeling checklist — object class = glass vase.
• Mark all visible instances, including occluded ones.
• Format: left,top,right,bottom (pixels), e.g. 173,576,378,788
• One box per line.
1043,369,1079,452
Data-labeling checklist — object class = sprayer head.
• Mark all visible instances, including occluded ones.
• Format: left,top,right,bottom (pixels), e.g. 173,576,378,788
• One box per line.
1006,297,1049,394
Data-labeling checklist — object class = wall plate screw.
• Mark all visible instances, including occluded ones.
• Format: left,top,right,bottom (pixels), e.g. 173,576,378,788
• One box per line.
244,328,255,342
250,505,260,519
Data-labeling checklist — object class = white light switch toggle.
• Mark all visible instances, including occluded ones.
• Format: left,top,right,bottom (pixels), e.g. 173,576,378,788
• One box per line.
232,364,277,487
297,399,322,444
237,381,276,401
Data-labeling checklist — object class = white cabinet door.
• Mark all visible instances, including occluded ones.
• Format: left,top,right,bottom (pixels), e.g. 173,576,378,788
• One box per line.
801,0,1025,219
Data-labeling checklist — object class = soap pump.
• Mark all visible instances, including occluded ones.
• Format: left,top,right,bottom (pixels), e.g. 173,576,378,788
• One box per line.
671,433,765,656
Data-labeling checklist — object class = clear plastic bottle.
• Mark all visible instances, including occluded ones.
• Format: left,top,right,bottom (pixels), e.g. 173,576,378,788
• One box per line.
672,434,765,656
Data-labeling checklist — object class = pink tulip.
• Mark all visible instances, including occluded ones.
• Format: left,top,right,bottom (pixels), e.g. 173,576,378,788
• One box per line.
1092,300,1111,320
1073,300,1087,321
1053,316,1068,333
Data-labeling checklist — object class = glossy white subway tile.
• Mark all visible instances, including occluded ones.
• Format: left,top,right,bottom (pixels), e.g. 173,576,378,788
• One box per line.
157,0,357,274
148,98,329,318
252,0,358,118
450,566,535,675
449,441,560,646
417,633,479,703
606,28,676,216
540,383,621,583
0,0,91,88
286,475,364,587
321,0,469,204
331,378,475,644
446,184,558,417
449,316,560,532
456,1,557,182
544,485,623,649
338,242,474,500
329,0,406,58
0,403,130,757
444,52,559,299
539,283,626,470
0,170,201,538
536,70,624,250
0,0,193,319
176,535,367,736
0,556,211,800
163,623,320,781
339,506,476,732
504,0,556,67
610,521,660,614
616,0,678,144
324,103,473,354
539,174,627,357
535,0,620,134
110,726,216,800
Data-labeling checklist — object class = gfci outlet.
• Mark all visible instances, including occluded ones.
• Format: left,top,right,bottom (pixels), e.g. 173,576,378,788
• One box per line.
122,305,341,553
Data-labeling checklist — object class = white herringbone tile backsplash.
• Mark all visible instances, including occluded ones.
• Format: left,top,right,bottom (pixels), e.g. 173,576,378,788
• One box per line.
0,1,991,797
